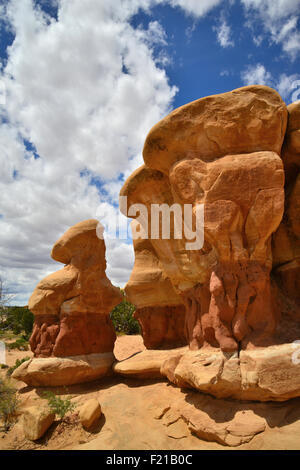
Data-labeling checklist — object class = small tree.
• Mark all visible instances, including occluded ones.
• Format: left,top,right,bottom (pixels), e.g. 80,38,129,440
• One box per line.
0,379,20,431
5,306,34,337
42,391,77,421
6,357,31,377
0,277,33,338
0,277,15,330
110,289,140,335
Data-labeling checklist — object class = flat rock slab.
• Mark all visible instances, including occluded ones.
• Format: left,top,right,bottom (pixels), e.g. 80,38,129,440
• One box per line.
12,352,114,387
114,343,300,401
12,342,300,401
180,397,266,447
113,347,188,379
154,393,266,447
163,343,300,401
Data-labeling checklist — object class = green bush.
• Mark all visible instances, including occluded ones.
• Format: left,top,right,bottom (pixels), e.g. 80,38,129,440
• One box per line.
0,379,20,431
110,290,140,335
0,331,18,340
0,306,34,337
6,357,31,377
7,307,34,336
7,336,29,351
42,391,77,420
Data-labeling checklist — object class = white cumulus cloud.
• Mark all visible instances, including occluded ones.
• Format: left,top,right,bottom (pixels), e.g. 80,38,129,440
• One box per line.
169,0,223,17
241,63,273,85
241,62,300,102
242,0,300,60
0,0,179,304
214,18,235,48
1,0,274,306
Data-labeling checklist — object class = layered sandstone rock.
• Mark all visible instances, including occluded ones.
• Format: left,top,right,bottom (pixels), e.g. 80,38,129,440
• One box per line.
133,306,186,350
116,85,300,401
170,344,300,401
121,208,187,349
14,220,122,386
280,101,300,185
273,102,300,306
121,85,287,355
157,399,266,447
143,85,287,174
113,346,188,379
113,343,300,401
28,219,121,358
128,236,186,349
13,86,300,404
12,353,115,387
171,151,284,352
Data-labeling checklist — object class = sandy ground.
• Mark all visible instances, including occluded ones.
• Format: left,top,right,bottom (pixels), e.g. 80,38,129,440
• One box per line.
1,335,300,450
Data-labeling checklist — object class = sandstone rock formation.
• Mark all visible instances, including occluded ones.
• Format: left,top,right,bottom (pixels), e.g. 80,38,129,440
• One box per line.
113,346,188,379
121,85,288,354
124,221,186,349
157,399,266,447
28,219,121,358
143,85,286,174
12,352,115,387
12,86,300,404
273,101,300,307
118,86,300,401
113,342,300,401
120,165,187,351
186,409,266,447
13,220,122,386
162,343,300,401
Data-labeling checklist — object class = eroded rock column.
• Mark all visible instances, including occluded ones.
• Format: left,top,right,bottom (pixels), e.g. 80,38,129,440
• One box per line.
13,220,122,386
115,86,300,401
124,226,187,350
122,85,287,354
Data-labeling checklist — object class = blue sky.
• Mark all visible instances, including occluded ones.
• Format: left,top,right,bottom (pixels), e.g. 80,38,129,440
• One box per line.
0,0,299,304
133,1,300,107
132,2,256,105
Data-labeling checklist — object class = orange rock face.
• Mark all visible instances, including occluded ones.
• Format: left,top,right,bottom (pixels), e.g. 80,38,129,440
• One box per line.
273,102,300,307
134,306,186,349
28,220,122,358
121,85,291,353
124,226,187,349
143,85,287,174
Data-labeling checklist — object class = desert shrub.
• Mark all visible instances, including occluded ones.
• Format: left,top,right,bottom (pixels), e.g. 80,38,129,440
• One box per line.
0,330,18,340
7,336,29,351
42,391,77,420
3,306,34,336
6,356,31,377
0,379,20,431
110,290,140,335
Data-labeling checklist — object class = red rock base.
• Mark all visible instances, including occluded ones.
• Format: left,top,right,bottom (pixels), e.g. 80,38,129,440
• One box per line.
134,305,187,349
29,315,60,358
275,260,300,306
183,261,280,352
30,313,116,358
